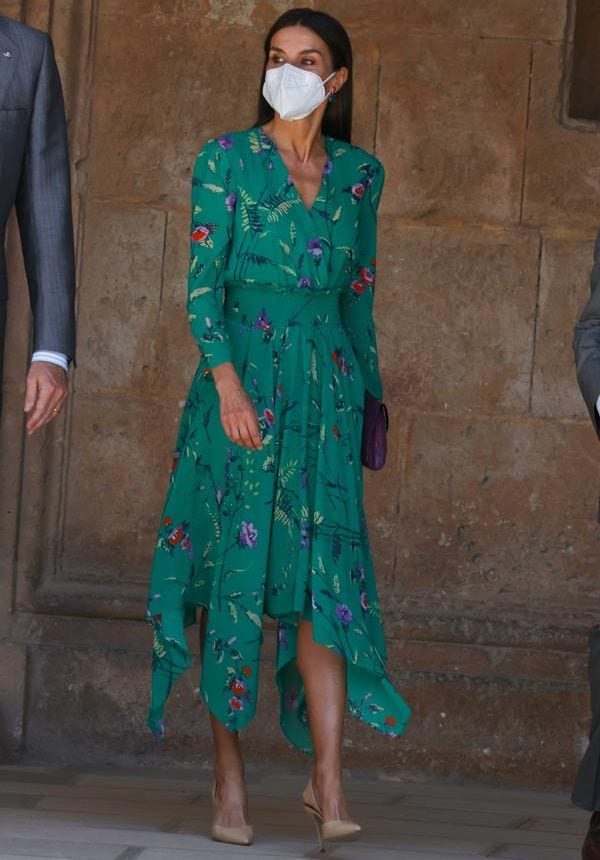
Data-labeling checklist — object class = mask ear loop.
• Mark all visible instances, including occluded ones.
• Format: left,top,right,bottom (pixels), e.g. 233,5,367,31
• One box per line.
324,71,337,103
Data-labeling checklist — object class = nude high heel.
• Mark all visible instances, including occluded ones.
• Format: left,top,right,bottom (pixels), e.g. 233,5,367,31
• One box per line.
210,780,254,846
302,778,361,852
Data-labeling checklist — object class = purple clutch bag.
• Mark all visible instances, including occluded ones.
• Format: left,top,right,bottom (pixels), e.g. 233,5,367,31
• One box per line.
361,391,389,470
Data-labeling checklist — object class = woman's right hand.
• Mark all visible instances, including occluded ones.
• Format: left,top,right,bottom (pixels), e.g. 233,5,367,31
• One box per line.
213,362,263,450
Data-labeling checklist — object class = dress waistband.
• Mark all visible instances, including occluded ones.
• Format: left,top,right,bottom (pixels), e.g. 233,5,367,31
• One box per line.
224,283,342,327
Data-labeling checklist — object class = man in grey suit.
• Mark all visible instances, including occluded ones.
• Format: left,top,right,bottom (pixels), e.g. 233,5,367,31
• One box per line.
573,229,600,860
0,13,76,434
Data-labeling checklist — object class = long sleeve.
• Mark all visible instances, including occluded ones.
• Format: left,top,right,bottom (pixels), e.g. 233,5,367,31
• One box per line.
573,229,600,438
15,33,76,364
340,159,385,400
187,137,236,370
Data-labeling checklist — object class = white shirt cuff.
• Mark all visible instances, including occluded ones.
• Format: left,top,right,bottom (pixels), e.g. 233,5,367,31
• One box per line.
31,351,68,372
596,394,600,417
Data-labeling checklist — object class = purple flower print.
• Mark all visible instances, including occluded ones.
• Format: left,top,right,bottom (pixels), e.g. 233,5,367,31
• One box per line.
217,134,234,150
151,718,165,741
323,159,333,175
278,625,288,651
225,192,237,213
336,603,353,630
254,308,271,332
263,408,275,429
307,238,323,261
300,519,310,549
285,687,299,710
286,173,294,186
238,521,258,548
298,276,312,289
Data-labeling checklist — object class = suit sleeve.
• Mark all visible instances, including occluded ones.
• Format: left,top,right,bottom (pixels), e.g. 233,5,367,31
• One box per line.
187,138,235,370
573,229,600,438
15,33,76,364
339,159,385,400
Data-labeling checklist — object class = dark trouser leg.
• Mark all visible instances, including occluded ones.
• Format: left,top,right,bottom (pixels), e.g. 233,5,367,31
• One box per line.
572,625,600,810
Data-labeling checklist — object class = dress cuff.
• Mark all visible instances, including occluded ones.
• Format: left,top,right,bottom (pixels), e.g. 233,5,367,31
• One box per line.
31,351,69,372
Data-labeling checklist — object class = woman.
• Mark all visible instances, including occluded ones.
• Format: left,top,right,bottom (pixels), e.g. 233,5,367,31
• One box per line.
146,7,412,850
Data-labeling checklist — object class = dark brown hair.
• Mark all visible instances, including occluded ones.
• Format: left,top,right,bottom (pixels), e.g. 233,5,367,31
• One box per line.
255,7,353,142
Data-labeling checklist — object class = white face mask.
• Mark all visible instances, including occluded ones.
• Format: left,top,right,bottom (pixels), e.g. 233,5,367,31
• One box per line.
262,63,337,121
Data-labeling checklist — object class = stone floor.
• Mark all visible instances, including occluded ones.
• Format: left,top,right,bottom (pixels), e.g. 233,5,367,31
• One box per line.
0,763,590,859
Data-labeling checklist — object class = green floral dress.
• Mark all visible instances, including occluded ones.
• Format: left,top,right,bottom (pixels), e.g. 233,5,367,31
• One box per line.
146,125,412,752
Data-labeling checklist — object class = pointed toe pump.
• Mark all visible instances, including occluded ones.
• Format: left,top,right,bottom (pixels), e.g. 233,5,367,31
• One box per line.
302,779,361,852
210,780,254,846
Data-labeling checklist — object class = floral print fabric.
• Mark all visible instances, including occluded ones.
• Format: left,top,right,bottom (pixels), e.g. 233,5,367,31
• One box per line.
146,125,412,752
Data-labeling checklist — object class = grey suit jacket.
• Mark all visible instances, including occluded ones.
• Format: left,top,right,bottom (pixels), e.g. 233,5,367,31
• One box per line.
0,14,76,362
573,230,600,438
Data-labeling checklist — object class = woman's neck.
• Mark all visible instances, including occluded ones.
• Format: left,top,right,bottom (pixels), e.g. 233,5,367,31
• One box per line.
261,116,327,164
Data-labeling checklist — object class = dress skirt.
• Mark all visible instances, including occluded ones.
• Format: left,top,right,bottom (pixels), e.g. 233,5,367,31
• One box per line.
146,284,412,753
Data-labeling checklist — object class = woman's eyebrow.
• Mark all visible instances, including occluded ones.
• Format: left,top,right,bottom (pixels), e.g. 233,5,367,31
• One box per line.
269,46,323,56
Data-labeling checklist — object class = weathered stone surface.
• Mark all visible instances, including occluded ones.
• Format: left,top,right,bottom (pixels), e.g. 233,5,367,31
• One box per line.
396,414,600,606
377,222,540,412
0,642,26,757
363,403,408,588
531,237,597,420
60,394,179,583
377,35,530,225
75,202,166,394
0,1,21,18
321,0,566,41
86,6,265,206
523,45,600,229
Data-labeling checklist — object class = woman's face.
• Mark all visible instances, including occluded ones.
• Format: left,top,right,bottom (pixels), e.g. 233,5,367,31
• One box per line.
266,24,336,80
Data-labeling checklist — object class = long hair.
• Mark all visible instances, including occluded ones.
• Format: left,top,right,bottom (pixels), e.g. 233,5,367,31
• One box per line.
255,8,353,142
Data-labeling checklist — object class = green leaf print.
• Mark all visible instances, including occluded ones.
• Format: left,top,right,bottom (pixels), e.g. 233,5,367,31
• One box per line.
189,286,212,300
245,609,262,628
228,602,238,623
201,182,225,194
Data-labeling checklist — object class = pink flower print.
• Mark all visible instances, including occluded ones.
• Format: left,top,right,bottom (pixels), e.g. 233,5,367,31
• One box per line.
191,224,213,244
238,521,258,548
230,678,248,697
360,591,369,611
331,348,348,375
263,407,275,428
350,280,366,294
351,182,366,200
229,696,244,711
217,134,234,150
359,265,375,284
225,192,237,213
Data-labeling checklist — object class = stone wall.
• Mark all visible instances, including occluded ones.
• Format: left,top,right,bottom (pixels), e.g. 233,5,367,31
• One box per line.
1,0,599,789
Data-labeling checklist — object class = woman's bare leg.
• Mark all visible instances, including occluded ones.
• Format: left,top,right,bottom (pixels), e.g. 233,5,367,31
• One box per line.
199,609,249,827
296,618,352,821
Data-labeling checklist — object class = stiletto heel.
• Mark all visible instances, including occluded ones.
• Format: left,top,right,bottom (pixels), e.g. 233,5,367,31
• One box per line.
302,778,361,852
210,779,254,846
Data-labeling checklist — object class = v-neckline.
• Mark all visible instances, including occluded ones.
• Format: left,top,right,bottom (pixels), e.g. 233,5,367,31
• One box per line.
255,125,332,217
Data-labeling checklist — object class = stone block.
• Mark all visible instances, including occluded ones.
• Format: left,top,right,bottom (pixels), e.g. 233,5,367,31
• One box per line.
86,4,263,206
523,45,600,230
0,642,26,757
363,403,408,589
531,237,597,420
75,201,166,394
320,0,566,41
376,34,530,225
60,394,180,583
376,223,540,412
395,413,600,607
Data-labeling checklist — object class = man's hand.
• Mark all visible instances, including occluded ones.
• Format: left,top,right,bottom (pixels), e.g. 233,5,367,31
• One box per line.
24,361,68,435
